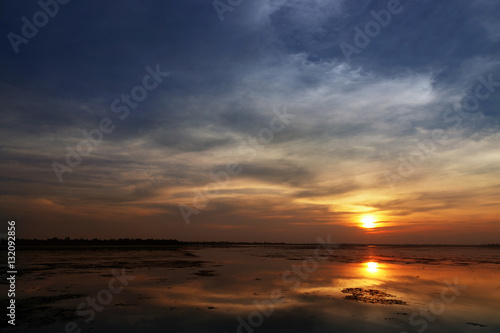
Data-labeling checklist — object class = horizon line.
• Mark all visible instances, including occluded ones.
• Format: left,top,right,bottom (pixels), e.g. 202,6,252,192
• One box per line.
10,238,500,247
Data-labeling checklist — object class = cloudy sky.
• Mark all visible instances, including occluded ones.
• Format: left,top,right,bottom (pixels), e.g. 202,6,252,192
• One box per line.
1,0,499,243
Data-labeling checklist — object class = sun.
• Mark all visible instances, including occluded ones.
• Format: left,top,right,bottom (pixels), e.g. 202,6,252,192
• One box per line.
360,215,377,228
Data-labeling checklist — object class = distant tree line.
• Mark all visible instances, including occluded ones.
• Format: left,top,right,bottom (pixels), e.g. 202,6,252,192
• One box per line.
12,238,293,246
4,238,499,247
16,238,183,246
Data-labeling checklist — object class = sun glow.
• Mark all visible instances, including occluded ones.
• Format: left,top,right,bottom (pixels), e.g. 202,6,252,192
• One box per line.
360,215,377,228
365,261,379,273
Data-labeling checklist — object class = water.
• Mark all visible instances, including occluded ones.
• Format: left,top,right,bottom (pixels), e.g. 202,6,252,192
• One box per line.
4,245,500,332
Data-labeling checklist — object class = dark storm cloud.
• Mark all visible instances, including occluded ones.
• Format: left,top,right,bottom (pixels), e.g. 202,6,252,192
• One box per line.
236,161,314,186
2,0,499,143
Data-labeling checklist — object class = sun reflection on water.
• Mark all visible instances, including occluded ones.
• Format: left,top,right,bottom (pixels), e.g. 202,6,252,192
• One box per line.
365,261,379,273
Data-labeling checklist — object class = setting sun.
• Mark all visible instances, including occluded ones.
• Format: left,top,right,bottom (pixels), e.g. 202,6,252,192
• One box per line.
360,215,377,228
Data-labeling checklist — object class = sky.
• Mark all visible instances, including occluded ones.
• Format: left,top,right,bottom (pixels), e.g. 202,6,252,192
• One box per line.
1,0,499,244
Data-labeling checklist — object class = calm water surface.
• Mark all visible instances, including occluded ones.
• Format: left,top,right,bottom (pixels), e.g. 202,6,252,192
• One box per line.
4,245,500,333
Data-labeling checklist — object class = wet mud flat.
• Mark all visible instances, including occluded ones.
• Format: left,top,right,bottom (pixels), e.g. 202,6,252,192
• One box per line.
2,245,500,333
341,287,407,305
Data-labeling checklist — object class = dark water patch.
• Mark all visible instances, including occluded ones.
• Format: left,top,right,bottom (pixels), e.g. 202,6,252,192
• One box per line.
193,269,218,277
114,303,138,307
466,322,488,327
182,251,199,257
17,294,86,326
